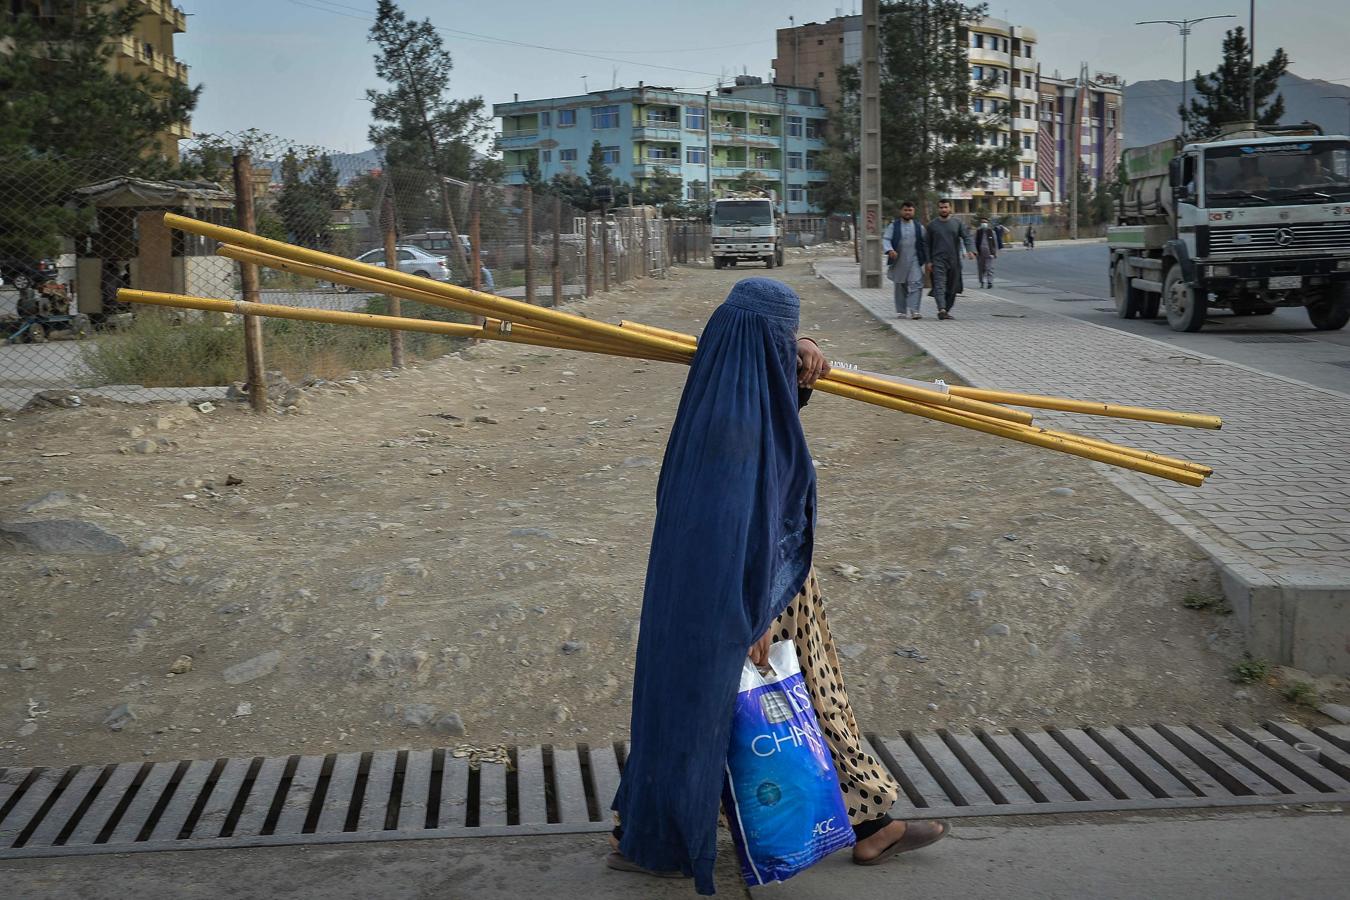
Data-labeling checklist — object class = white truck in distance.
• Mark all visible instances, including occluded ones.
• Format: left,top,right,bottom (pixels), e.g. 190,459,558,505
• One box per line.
711,192,785,269
1108,123,1350,332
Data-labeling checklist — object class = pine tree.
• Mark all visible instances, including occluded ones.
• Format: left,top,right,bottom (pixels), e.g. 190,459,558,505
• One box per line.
277,152,342,249
1182,27,1288,140
815,65,861,220
587,141,614,196
638,166,684,214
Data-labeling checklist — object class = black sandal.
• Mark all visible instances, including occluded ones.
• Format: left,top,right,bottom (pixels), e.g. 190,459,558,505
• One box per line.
852,817,950,866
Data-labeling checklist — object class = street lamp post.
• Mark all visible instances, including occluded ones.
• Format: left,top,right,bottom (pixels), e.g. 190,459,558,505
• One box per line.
1136,15,1236,140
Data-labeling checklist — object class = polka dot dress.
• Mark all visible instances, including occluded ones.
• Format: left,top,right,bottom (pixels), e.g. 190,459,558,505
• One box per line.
770,566,900,826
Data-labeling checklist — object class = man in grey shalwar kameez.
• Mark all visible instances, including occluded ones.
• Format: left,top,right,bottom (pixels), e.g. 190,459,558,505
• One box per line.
883,201,928,319
925,199,975,320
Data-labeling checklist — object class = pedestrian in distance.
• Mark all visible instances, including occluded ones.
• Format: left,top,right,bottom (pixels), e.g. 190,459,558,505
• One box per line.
924,199,975,320
1024,224,1036,250
992,219,1009,250
974,216,998,289
883,201,928,320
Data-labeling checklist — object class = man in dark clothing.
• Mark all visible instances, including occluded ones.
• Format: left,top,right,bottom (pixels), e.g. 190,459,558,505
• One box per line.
924,200,974,320
974,217,998,289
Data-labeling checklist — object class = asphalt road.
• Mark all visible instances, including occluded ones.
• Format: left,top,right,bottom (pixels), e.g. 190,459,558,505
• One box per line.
986,243,1350,394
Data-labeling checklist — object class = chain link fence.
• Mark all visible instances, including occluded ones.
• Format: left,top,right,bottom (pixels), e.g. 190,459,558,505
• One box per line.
1,131,702,413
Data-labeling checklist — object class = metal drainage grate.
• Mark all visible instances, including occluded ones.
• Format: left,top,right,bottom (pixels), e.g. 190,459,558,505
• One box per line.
1225,334,1315,343
1,722,1347,861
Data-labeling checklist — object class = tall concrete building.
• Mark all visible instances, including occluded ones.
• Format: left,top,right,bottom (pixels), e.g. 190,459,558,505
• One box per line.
1036,71,1124,207
494,79,831,223
3,0,192,156
774,13,1095,216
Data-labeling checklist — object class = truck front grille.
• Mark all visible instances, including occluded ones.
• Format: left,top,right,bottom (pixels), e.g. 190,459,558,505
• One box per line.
1208,221,1350,256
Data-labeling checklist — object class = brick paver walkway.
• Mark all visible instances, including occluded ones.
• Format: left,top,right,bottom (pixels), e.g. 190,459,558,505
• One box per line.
814,259,1350,590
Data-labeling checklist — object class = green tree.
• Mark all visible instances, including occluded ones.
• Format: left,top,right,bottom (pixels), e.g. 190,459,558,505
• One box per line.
727,169,769,194
367,0,490,272
1182,27,1288,140
638,166,684,214
587,140,614,195
817,64,861,219
277,151,343,249
875,0,1016,211
0,5,199,262
548,173,594,211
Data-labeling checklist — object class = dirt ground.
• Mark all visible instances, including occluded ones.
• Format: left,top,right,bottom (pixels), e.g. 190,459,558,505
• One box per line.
1,251,1332,769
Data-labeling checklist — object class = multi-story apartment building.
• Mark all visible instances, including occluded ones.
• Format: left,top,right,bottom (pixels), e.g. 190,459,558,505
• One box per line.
1036,71,1124,206
3,0,192,156
494,79,831,222
773,14,1050,215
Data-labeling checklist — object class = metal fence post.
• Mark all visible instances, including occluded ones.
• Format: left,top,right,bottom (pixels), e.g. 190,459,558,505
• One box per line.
523,186,534,304
552,196,562,308
600,203,610,292
231,152,267,413
584,211,594,298
383,195,404,368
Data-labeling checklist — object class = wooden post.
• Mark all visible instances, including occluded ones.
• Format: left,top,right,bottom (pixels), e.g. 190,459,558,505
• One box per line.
641,215,650,277
232,152,267,413
584,211,594,298
523,185,535,304
470,185,482,293
383,196,404,368
551,196,562,308
600,202,610,292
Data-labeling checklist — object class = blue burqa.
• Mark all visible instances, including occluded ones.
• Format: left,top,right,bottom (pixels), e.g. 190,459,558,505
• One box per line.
612,277,817,894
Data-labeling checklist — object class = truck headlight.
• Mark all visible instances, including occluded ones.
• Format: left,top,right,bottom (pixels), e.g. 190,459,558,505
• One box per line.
1207,265,1231,277
1336,259,1350,271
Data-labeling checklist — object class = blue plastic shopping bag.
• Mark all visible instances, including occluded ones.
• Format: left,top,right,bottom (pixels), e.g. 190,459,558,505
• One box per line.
722,640,855,885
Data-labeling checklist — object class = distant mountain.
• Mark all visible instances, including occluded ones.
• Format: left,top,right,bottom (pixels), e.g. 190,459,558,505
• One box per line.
1123,72,1350,147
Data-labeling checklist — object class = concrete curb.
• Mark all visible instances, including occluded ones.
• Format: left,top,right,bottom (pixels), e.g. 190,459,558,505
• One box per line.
812,258,1350,675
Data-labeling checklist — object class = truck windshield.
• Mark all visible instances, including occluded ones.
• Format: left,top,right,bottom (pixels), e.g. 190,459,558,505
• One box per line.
713,201,773,226
1204,140,1350,205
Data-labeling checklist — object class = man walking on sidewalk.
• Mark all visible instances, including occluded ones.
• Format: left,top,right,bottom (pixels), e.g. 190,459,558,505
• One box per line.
883,201,928,319
974,217,998,289
925,199,974,320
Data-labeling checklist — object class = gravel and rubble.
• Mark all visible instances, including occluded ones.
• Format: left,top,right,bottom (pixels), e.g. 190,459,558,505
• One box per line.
1,256,1338,768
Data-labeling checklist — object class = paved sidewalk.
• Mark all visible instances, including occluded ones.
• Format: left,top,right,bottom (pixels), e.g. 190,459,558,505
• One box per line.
815,258,1350,673
3,809,1345,899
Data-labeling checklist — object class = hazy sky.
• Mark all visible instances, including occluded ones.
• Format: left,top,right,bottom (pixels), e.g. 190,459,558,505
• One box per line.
180,0,1349,152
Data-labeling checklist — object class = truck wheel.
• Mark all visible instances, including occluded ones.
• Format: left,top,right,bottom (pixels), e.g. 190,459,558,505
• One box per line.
764,255,775,269
714,257,724,269
1307,291,1350,331
775,248,784,267
1163,266,1206,332
1111,263,1141,319
1142,295,1161,318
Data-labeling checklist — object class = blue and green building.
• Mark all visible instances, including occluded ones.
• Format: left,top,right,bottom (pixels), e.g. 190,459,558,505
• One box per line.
493,78,832,223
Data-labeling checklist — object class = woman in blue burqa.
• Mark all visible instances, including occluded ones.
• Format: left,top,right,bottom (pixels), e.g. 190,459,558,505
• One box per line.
608,278,948,893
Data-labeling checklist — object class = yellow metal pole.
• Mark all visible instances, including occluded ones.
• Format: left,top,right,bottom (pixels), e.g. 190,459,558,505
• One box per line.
813,379,1206,487
948,385,1223,430
161,213,698,358
618,320,1034,426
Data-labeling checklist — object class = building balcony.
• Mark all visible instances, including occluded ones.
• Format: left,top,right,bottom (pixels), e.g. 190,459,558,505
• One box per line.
638,156,682,170
166,119,193,139
1012,117,1039,133
633,123,682,142
1014,86,1039,102
967,46,1010,66
496,130,539,147
134,0,188,31
1014,54,1036,71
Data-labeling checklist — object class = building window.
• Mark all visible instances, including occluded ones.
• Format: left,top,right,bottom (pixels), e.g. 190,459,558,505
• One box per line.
805,152,820,170
787,151,803,169
971,65,983,81
686,106,706,130
559,148,578,162
798,90,812,105
1024,44,1034,57
753,151,773,167
558,108,576,127
540,111,551,127
805,119,822,139
972,33,984,48
1024,74,1033,88
787,115,803,137
600,145,620,165
541,150,552,163
788,185,804,202
592,105,620,129
1022,134,1033,149
753,116,773,135
775,88,788,102
686,146,707,164
1002,69,1010,84
1023,104,1033,118
973,98,985,113
1023,164,1033,179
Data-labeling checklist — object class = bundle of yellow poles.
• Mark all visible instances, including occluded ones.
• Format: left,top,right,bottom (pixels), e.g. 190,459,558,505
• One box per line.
116,212,1222,487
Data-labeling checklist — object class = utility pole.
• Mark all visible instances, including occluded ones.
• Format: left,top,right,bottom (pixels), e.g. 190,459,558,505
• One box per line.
1248,0,1256,122
859,0,882,288
1068,71,1079,241
1135,15,1235,140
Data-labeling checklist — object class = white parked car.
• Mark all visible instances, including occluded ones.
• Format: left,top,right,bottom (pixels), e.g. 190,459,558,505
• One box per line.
335,245,451,292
